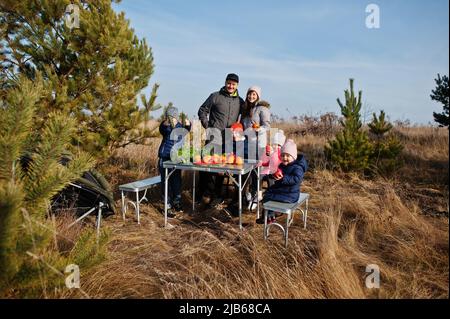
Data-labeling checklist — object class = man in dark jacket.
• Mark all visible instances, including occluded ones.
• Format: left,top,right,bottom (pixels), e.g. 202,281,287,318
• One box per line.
256,139,308,224
197,73,244,204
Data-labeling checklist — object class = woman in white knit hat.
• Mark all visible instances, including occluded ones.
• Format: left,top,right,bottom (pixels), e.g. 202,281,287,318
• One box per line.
241,86,271,150
240,86,272,208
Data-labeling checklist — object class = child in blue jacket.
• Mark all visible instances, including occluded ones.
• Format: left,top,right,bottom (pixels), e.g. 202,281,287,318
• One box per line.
256,139,308,224
158,106,191,215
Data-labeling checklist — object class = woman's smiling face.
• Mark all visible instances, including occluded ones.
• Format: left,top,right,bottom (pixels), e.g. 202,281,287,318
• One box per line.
247,91,258,103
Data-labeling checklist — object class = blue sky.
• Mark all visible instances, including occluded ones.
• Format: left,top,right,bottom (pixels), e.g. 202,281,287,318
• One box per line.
113,0,449,124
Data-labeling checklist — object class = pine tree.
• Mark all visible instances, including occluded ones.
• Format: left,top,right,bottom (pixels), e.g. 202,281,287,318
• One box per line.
325,79,372,172
0,76,107,297
0,0,161,158
368,110,403,175
431,74,449,128
368,110,393,138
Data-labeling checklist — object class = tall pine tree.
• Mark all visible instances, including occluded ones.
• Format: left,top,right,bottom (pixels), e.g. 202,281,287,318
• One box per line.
0,0,161,158
325,79,372,172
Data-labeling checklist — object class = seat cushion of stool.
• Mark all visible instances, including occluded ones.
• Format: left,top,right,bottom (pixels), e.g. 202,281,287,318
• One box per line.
263,193,309,214
263,201,297,214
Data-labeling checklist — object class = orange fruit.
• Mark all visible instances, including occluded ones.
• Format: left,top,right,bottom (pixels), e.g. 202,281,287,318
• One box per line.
203,155,212,163
235,156,244,165
227,154,235,164
212,154,220,164
231,122,243,132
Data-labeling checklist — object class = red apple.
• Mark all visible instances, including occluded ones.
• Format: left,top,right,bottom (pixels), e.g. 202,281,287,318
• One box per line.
274,168,283,179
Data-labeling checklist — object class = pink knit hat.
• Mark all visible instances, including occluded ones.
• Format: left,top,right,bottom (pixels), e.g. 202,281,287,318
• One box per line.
281,139,298,160
247,86,262,100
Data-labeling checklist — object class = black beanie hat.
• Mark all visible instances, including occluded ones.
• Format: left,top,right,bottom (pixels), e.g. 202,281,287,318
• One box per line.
226,73,239,83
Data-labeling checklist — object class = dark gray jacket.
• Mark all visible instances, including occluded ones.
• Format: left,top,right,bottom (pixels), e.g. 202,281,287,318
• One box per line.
198,87,244,130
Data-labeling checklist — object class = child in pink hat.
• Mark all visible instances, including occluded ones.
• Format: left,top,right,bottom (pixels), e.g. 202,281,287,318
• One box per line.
256,139,308,224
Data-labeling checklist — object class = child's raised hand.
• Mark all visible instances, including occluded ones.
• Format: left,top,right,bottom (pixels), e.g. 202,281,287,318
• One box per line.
273,174,282,181
273,168,283,180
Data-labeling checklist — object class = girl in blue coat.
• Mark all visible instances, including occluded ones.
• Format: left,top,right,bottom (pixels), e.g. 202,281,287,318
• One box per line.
256,139,308,224
158,106,191,215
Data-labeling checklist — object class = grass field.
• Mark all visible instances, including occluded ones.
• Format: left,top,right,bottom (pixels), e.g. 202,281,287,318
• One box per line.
61,123,449,299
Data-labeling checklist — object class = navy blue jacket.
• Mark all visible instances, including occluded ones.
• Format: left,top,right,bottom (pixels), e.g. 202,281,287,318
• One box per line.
263,154,308,203
158,122,191,159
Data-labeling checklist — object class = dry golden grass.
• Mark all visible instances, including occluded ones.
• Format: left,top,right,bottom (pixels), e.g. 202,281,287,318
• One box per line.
62,125,448,299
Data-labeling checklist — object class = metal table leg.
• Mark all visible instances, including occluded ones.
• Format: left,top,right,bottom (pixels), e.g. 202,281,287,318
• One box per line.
285,212,289,248
224,166,256,231
68,206,97,227
97,203,102,239
192,170,196,212
136,191,140,225
256,165,260,219
263,209,268,240
121,190,125,220
164,167,169,227
239,173,242,230
304,198,309,229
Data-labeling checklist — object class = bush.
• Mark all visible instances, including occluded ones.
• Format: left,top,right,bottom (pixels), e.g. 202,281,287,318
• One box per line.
368,110,403,175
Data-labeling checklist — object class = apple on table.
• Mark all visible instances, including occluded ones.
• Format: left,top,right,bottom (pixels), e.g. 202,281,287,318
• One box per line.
235,156,244,165
226,153,236,165
203,155,212,164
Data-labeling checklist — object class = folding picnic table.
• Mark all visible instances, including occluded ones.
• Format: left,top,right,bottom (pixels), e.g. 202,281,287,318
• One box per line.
162,160,261,229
